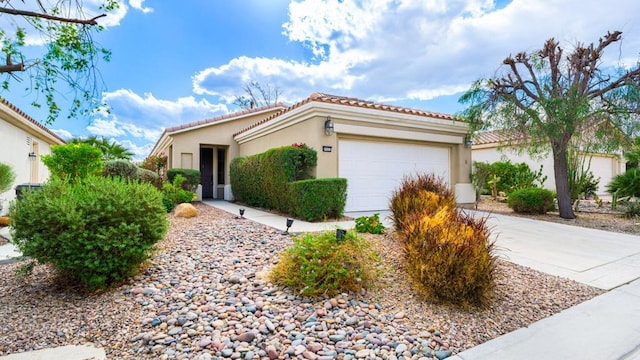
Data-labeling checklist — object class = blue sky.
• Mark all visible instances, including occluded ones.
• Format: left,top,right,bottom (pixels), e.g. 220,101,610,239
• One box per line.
3,0,640,160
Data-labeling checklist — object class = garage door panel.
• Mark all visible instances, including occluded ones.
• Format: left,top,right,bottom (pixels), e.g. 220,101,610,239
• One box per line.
339,140,450,212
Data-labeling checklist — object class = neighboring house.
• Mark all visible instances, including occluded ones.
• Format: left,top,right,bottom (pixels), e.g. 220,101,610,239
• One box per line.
149,93,474,212
0,98,65,215
472,130,626,195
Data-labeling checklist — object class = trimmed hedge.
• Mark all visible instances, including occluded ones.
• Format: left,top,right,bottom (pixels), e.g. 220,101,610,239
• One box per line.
167,168,200,192
103,160,139,182
289,178,347,221
231,144,317,212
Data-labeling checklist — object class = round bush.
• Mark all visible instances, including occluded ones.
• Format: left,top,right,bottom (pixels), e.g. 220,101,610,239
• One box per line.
137,168,162,189
270,231,379,297
10,176,168,291
507,187,556,214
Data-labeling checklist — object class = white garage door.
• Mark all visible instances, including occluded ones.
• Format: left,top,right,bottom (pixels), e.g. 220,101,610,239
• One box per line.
339,140,450,212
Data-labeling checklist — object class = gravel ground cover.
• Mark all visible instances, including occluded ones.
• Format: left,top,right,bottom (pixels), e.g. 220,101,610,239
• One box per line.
0,203,603,359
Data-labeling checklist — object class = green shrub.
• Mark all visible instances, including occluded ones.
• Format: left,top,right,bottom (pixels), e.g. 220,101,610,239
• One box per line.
0,162,16,193
162,174,194,212
138,168,162,190
270,230,379,297
473,161,546,195
354,213,385,234
507,187,556,214
9,176,168,291
402,204,496,308
607,168,640,198
389,173,455,232
231,144,317,212
103,160,139,182
41,143,103,181
288,178,347,221
167,168,200,192
141,154,168,177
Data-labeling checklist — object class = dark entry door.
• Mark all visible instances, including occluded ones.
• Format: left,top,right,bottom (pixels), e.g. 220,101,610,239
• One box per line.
200,148,213,198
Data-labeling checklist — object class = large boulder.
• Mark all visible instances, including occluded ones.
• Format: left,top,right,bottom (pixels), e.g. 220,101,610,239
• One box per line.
174,203,197,218
0,216,10,226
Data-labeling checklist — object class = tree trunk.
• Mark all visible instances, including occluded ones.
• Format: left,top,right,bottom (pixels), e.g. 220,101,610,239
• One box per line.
552,145,576,219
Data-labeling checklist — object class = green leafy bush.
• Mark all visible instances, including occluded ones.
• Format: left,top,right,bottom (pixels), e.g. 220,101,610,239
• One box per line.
103,160,139,182
42,143,103,181
354,213,385,234
507,187,556,214
270,231,379,297
402,206,496,308
0,162,16,193
141,154,168,176
138,168,162,190
473,161,546,195
231,144,318,212
9,176,168,291
162,174,194,212
607,168,640,198
389,173,455,232
167,168,200,192
288,178,347,221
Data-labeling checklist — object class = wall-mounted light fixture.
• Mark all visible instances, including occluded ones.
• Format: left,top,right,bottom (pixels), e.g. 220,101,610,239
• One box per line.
28,152,37,160
464,135,473,148
324,116,334,136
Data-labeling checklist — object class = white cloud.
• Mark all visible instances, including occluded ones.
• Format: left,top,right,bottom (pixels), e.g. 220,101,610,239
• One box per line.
192,0,640,105
87,119,126,137
51,128,73,140
129,0,154,14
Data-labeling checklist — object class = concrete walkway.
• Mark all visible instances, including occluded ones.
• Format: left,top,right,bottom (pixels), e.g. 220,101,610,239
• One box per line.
2,201,640,359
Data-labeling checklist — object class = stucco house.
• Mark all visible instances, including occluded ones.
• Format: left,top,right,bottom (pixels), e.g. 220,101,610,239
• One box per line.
149,93,474,212
472,130,626,195
0,98,65,215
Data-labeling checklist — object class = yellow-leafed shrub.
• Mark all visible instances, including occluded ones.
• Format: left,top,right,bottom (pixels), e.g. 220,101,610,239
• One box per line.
390,173,496,308
402,208,496,307
390,173,455,232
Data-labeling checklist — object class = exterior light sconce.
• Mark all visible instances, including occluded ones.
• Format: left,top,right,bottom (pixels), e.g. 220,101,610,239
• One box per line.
284,218,294,234
28,152,37,160
324,116,334,136
239,208,245,219
464,135,473,148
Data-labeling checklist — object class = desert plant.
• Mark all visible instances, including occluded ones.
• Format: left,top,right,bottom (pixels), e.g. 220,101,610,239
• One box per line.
0,162,16,194
389,173,455,232
41,143,103,181
507,187,556,214
141,154,168,177
473,161,546,195
354,213,385,234
162,174,194,212
607,168,640,199
9,176,168,291
103,160,139,182
270,230,379,297
622,199,640,219
402,206,496,308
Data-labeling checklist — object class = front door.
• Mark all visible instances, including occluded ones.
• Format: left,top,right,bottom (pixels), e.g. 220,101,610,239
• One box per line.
200,147,213,198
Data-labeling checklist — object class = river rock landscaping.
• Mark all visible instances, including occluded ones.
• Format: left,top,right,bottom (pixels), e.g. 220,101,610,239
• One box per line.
0,203,602,359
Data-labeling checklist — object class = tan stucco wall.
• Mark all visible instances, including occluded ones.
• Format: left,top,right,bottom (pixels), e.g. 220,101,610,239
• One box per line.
238,115,472,190
154,110,282,185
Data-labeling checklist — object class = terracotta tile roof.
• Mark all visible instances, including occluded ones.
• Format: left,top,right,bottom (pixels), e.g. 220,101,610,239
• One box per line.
0,97,66,144
163,102,286,134
233,92,459,137
473,129,528,146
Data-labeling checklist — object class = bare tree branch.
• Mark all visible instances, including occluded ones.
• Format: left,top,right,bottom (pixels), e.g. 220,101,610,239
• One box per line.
0,6,106,25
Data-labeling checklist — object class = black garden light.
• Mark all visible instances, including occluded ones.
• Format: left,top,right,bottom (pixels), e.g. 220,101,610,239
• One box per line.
336,229,346,242
239,208,245,219
284,218,294,234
